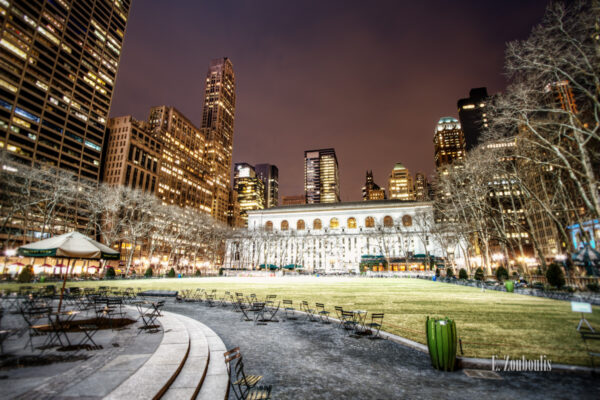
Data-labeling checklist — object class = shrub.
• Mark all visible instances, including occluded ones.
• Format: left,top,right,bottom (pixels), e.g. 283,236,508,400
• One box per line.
167,268,176,278
459,268,468,280
144,267,153,278
17,265,34,283
446,268,454,278
219,268,224,276
495,266,509,282
474,267,484,281
105,266,116,279
546,263,565,289
195,269,201,276
435,268,440,277
586,282,599,292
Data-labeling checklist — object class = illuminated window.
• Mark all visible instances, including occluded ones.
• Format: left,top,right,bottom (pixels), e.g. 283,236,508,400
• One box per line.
265,221,273,231
313,219,322,230
384,216,394,227
281,220,289,231
365,217,374,228
297,219,305,230
402,215,413,227
330,218,339,229
347,217,356,229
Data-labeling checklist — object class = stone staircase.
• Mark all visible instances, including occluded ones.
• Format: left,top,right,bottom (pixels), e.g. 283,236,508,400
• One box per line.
104,310,229,400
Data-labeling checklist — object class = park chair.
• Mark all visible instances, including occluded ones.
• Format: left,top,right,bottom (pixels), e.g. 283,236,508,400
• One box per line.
282,300,297,320
315,303,330,324
20,306,51,351
226,352,270,400
205,294,216,307
334,306,344,327
261,301,280,322
219,291,233,307
365,313,384,339
77,323,101,350
580,331,600,368
301,301,318,322
340,311,358,335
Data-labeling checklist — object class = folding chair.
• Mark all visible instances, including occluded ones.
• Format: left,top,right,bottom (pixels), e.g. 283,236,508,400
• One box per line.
365,313,384,339
301,301,318,322
261,301,280,322
228,353,270,400
341,311,358,335
78,323,101,350
315,303,330,324
334,306,345,328
20,306,51,350
282,300,297,320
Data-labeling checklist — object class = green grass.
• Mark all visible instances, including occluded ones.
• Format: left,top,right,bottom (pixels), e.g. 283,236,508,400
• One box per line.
4,277,599,366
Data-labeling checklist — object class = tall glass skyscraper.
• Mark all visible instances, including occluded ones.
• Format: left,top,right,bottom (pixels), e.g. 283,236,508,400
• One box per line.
304,148,340,204
255,163,278,208
201,57,235,223
434,117,465,169
0,0,130,178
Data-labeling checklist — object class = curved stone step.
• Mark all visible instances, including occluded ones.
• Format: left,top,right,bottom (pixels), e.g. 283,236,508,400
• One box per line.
104,311,190,400
194,322,229,400
161,314,210,400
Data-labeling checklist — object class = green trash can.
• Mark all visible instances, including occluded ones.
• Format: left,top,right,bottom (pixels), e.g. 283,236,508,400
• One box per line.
505,280,514,292
425,316,457,371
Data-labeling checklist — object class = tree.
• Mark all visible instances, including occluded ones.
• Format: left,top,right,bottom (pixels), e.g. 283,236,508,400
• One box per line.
459,268,468,280
546,263,566,288
496,266,509,282
167,267,176,278
17,265,34,283
144,267,153,277
474,267,484,281
446,268,454,278
105,266,116,279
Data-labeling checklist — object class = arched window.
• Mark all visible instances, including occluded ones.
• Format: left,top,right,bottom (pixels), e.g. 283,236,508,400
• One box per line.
330,217,339,229
265,221,273,231
347,217,357,229
384,216,394,227
402,215,413,227
313,219,322,230
297,219,305,230
365,216,375,228
281,220,289,231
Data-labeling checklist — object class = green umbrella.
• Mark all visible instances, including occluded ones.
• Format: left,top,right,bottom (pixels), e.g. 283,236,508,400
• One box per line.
18,231,120,311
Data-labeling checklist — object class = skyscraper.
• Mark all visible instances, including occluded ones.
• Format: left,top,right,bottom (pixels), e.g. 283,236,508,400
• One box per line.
388,163,415,201
148,106,213,213
201,58,236,224
0,0,130,245
362,170,386,201
414,172,429,201
255,163,279,208
434,117,466,169
233,162,265,225
0,0,130,179
457,88,489,151
304,148,340,204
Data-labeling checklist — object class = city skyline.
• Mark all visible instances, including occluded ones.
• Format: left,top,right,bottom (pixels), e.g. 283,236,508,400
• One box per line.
109,0,548,201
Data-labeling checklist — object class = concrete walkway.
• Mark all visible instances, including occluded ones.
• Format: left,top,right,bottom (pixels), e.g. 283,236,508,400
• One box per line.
166,302,600,400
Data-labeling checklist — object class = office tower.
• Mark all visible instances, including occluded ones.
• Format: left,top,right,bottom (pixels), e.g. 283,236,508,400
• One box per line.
227,189,243,228
233,162,265,225
362,170,386,201
148,106,213,213
0,0,130,177
255,163,279,208
104,116,161,193
0,0,130,245
414,172,429,201
544,80,578,114
304,148,340,204
434,117,466,169
282,195,306,206
388,163,415,201
201,58,236,223
457,88,489,151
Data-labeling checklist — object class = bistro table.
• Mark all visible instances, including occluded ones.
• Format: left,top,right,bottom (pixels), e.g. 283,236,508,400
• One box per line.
351,310,370,336
44,310,81,348
132,300,162,331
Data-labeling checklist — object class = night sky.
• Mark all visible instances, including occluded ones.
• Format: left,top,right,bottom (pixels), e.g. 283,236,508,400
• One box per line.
110,0,548,201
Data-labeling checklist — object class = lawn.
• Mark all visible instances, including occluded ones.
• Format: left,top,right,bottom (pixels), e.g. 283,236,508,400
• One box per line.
4,276,599,366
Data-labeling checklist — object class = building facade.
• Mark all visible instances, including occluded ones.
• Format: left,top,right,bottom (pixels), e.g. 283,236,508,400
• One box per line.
388,163,415,201
434,117,466,169
304,148,340,204
233,162,265,225
255,163,278,208
225,200,449,273
103,116,160,193
201,58,236,223
457,88,489,151
148,106,213,213
0,0,130,246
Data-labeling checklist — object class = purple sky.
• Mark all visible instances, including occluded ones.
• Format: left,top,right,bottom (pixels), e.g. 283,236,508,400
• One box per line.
110,0,548,201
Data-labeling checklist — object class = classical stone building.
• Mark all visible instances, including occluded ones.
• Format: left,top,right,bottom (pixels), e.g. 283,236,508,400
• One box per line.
225,200,451,273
